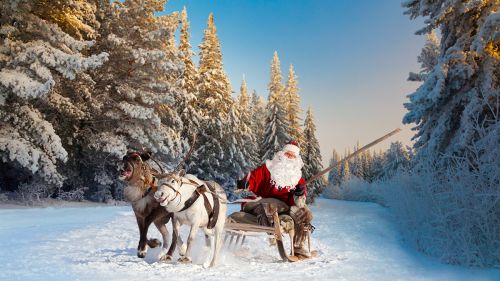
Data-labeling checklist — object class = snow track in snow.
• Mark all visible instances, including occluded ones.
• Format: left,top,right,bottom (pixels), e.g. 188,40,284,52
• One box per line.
0,199,497,281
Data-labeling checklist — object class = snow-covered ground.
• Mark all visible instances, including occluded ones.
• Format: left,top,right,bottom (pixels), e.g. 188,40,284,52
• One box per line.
0,199,497,281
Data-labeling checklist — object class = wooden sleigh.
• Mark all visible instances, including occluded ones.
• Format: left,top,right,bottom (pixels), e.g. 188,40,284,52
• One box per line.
223,202,315,262
222,129,402,262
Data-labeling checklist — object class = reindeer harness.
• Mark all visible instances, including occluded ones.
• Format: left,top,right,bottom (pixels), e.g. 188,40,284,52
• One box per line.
161,178,220,229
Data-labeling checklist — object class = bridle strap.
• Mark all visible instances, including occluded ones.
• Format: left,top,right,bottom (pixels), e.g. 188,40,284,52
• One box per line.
204,181,220,229
163,177,220,229
179,184,203,212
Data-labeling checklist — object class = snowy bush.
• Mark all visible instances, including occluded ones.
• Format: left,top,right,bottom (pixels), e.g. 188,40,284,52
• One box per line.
0,193,8,202
324,126,498,267
381,155,499,267
15,180,55,205
58,186,87,202
322,177,383,204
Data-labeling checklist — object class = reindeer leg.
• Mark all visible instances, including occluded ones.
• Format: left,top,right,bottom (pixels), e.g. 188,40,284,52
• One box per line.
209,223,224,267
144,209,163,249
166,214,179,258
155,216,173,262
179,223,199,263
154,218,169,249
172,218,186,257
136,216,148,258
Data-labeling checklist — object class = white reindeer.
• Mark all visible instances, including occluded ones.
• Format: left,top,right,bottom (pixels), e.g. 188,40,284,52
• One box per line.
154,169,227,267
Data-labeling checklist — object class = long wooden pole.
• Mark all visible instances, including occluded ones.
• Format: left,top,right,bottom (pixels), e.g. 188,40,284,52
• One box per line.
304,128,401,185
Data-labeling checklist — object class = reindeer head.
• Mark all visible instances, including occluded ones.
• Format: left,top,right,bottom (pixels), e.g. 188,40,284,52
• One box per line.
119,151,153,182
154,169,186,207
119,150,157,202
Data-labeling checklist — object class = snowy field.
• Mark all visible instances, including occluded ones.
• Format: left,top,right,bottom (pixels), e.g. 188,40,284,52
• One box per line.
0,199,497,281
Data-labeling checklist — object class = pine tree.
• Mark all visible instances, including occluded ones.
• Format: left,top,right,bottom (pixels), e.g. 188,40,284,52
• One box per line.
191,13,234,182
177,6,201,147
0,0,108,191
349,142,364,179
268,51,284,104
381,141,411,179
361,149,373,182
339,157,351,183
327,149,341,186
371,150,385,181
238,79,259,168
196,13,232,116
403,0,498,164
250,90,267,163
88,0,183,200
223,104,249,180
284,64,303,144
408,31,440,82
261,51,290,161
301,108,323,203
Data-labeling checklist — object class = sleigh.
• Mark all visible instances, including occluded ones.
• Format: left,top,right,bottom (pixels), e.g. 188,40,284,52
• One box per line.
223,202,314,262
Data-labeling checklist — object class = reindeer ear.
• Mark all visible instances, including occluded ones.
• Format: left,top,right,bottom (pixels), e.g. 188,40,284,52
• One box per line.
177,169,186,177
140,151,152,161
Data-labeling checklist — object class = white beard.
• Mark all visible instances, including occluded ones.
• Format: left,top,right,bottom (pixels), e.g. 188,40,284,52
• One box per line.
266,151,304,190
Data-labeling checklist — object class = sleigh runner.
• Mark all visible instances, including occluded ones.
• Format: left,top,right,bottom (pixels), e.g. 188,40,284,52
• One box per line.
224,201,316,262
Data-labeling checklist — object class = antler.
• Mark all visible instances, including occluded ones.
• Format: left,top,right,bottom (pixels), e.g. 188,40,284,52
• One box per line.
173,132,197,172
153,133,197,179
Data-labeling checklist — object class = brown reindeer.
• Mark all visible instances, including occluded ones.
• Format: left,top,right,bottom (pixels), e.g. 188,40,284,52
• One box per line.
119,151,177,260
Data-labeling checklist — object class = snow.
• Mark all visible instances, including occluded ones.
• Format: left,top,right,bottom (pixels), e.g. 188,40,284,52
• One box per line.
0,199,497,281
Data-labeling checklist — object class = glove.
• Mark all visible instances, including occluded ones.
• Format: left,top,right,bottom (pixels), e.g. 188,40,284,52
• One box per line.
294,184,305,197
236,179,249,190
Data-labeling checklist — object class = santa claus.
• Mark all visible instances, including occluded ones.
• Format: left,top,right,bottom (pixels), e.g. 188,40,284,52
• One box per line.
236,140,307,206
233,140,313,257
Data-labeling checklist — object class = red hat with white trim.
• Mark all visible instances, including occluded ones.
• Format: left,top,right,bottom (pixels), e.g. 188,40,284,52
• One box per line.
283,140,300,155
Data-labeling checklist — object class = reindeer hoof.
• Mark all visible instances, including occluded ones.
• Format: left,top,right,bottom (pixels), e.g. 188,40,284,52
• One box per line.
159,254,173,262
147,238,162,248
178,257,192,264
137,250,147,258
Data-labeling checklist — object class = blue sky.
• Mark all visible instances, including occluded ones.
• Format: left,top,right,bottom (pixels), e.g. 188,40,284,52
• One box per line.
162,0,426,165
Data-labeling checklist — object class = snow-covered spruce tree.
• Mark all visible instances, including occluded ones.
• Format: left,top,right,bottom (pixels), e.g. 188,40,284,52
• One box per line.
261,51,291,161
380,141,411,179
284,64,303,144
0,0,108,196
339,154,351,183
396,0,499,267
87,0,184,200
327,149,341,186
371,150,385,181
403,0,498,165
177,6,201,142
408,31,440,82
238,79,259,169
301,108,324,203
191,13,236,184
250,90,267,161
360,149,373,182
348,142,364,179
223,101,254,189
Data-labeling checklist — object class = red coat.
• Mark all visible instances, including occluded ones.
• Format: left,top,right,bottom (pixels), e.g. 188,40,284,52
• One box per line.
242,163,306,206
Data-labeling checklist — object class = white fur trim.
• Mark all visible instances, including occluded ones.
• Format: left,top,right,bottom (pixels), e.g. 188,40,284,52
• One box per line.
283,144,300,155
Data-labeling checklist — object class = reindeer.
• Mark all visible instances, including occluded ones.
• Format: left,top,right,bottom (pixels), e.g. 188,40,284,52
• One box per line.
119,151,177,260
154,169,228,267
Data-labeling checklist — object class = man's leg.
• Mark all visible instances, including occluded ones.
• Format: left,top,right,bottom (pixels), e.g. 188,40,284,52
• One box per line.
228,212,258,224
242,198,290,214
289,206,313,257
